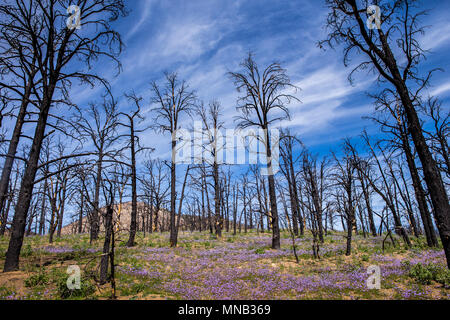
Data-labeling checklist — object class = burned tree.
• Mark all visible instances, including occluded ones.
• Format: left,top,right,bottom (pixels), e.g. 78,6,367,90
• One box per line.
118,93,151,247
150,72,196,247
195,101,225,238
280,130,304,236
229,53,300,249
3,0,126,272
320,0,450,268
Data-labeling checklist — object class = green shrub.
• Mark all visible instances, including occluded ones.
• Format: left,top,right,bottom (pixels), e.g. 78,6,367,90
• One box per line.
0,286,16,299
183,242,192,250
409,263,450,287
25,272,49,287
254,248,266,254
56,273,96,300
409,263,433,284
22,244,33,258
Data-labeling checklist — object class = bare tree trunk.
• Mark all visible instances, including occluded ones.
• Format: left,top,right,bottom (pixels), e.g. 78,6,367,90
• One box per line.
169,136,178,247
384,37,450,266
402,135,438,246
127,127,138,247
56,184,66,238
0,83,34,217
175,166,190,240
4,89,54,271
0,166,19,236
265,129,280,249
100,205,113,285
213,163,222,238
91,155,103,242
39,179,48,236
233,186,237,236
78,189,84,234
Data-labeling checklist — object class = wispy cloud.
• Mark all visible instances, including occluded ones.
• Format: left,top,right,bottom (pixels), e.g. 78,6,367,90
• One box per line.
430,81,450,97
68,0,450,159
125,0,154,40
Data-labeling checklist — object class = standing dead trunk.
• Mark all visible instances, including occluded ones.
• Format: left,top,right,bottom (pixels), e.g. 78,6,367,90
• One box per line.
4,88,54,271
0,76,36,218
91,156,103,242
321,0,450,268
0,165,20,236
401,130,438,246
78,188,84,234
169,137,178,246
126,125,138,247
56,183,67,238
100,205,113,285
358,169,377,237
265,129,280,249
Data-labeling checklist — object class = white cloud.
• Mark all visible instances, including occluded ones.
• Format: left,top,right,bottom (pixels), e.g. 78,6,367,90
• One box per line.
430,81,450,97
125,0,154,39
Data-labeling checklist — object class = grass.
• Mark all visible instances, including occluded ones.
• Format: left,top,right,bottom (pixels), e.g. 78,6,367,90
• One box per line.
0,230,449,300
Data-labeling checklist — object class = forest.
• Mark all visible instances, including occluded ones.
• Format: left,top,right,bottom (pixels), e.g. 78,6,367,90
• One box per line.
0,0,449,301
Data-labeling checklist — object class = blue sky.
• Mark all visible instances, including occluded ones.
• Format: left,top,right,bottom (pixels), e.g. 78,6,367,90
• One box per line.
1,0,449,228
59,0,450,166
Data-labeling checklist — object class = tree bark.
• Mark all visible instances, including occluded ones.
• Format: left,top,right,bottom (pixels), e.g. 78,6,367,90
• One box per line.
4,86,54,272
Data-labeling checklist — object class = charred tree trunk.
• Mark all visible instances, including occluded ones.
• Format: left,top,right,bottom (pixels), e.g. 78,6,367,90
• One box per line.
0,82,34,217
402,133,438,246
358,170,377,237
100,205,113,285
78,189,84,234
56,184,66,238
4,87,54,272
213,163,222,238
126,125,138,247
91,155,103,242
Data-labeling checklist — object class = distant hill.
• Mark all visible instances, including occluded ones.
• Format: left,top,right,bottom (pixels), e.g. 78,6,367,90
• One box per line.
61,201,179,235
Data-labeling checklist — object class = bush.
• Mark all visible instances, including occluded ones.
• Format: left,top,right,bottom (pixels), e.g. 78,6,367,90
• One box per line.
0,286,16,299
25,272,49,287
56,273,96,300
254,248,266,254
203,241,212,248
409,263,450,287
22,244,33,258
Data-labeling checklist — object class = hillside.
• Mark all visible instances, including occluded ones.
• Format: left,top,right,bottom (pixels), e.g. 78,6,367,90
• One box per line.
61,202,177,235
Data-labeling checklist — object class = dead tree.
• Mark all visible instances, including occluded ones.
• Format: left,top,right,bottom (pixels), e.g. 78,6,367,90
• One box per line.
301,151,327,243
75,100,121,243
422,98,449,181
195,101,225,238
371,93,438,246
280,130,304,236
117,93,151,247
356,160,377,237
228,53,300,249
320,0,450,268
141,159,169,233
0,3,41,218
332,145,357,256
3,0,126,272
151,72,196,247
